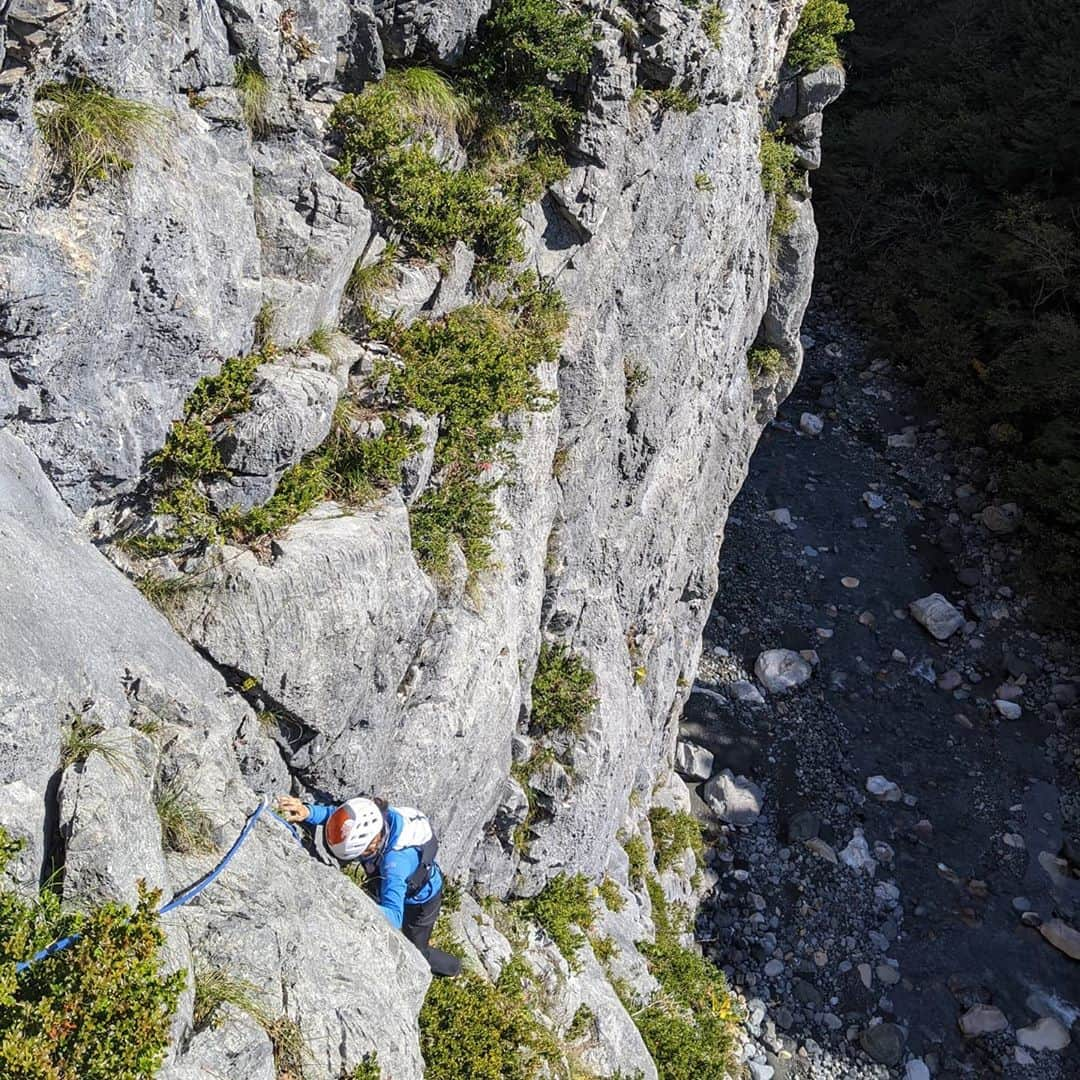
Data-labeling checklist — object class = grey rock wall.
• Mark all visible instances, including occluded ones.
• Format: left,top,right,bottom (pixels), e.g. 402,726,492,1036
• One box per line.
0,0,841,1075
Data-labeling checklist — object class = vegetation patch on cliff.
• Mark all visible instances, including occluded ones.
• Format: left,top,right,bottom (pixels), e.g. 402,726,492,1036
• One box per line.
530,642,598,736
34,78,163,195
759,127,801,238
0,829,183,1080
787,0,854,74
518,872,596,970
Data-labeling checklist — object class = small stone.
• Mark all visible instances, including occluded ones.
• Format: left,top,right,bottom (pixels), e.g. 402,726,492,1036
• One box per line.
816,627,834,639
764,958,784,978
905,1060,931,1080
858,610,876,627
1002,833,1025,849
841,576,860,589
800,412,824,436
805,838,838,865
768,507,793,528
994,699,1022,720
937,670,963,691
857,963,872,989
1012,896,1032,912
863,491,886,511
839,829,877,875
1015,1047,1035,1066
787,810,820,842
852,516,868,528
859,1022,905,1066
747,1062,774,1080
866,775,902,802
730,679,767,705
1016,1016,1070,1051
1051,683,1078,707
980,503,1021,534
876,963,900,986
995,682,1023,702
891,649,907,663
1039,918,1080,960
888,430,917,448
909,593,965,640
959,1004,1008,1037
755,649,813,694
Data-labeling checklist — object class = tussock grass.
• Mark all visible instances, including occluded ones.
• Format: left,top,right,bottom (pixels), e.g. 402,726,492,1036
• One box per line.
235,59,271,135
34,78,163,193
60,715,132,773
155,779,216,855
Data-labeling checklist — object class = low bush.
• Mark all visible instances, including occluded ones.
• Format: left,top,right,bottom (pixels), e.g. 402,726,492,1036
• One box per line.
648,807,704,873
702,5,726,48
746,345,784,380
34,78,163,194
520,872,595,970
530,643,598,736
598,876,625,912
623,834,648,886
409,472,502,578
344,1054,382,1080
786,0,853,74
618,876,738,1080
419,958,550,1080
0,831,183,1080
650,88,699,114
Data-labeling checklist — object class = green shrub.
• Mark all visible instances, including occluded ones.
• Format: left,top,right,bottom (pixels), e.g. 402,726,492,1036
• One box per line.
329,88,524,276
759,127,799,198
648,808,704,873
346,243,400,304
746,345,784,380
592,934,617,963
530,642,598,736
598,876,625,912
344,1053,382,1080
33,78,163,193
409,472,503,578
155,780,216,855
235,58,271,135
0,866,184,1080
567,1002,594,1040
623,834,648,886
520,873,595,970
702,5,726,48
419,963,546,1080
694,171,714,192
786,0,853,74
464,0,593,147
650,88,699,114
306,324,337,357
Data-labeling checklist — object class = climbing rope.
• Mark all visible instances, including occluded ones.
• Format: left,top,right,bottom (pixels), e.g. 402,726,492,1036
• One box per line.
15,797,303,974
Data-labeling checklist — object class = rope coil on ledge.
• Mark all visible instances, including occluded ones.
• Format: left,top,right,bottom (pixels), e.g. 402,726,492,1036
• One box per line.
15,796,303,974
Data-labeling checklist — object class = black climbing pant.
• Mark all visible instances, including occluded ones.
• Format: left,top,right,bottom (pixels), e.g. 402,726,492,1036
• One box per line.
403,892,461,977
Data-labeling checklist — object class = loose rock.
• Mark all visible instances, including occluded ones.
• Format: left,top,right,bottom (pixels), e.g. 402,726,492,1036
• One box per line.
754,649,813,694
1016,1016,1070,1051
703,770,764,826
958,1004,1008,1037
909,593,965,640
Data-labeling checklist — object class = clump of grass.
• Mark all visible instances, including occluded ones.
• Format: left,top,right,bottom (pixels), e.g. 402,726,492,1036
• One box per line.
60,714,130,773
343,1054,382,1080
648,807,705,873
592,934,618,963
650,88,699,114
787,0,854,73
134,570,198,611
34,78,163,194
382,65,471,133
747,345,785,380
694,171,714,192
623,834,648,887
566,1002,594,1040
254,300,276,348
155,779,216,855
266,1014,309,1078
235,58,271,135
530,642,598,737
702,4,727,48
346,243,400,304
598,876,625,912
519,872,595,970
305,324,336,357
624,357,649,397
192,966,267,1031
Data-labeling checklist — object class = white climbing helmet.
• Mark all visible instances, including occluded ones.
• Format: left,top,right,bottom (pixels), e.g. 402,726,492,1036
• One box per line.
325,797,384,862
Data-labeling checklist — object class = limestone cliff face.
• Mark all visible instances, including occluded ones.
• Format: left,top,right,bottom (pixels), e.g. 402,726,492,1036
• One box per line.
0,2,839,1076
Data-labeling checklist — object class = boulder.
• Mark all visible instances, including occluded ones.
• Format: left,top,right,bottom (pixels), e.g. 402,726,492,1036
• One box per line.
1039,918,1080,960
980,503,1022,534
1016,1016,1071,1051
859,1022,905,1066
675,740,715,780
909,593,965,640
703,770,763,825
755,649,813,694
797,64,847,115
959,1004,1008,1037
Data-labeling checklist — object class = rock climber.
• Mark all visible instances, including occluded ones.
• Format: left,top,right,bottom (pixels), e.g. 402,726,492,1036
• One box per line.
276,793,461,977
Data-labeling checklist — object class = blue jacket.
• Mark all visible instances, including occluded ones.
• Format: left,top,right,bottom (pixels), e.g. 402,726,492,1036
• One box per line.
305,804,443,929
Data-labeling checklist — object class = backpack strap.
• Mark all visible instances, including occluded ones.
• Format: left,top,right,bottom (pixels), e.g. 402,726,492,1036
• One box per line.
405,833,439,898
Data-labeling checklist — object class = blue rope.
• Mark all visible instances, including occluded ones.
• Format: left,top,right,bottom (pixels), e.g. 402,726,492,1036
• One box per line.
15,798,303,974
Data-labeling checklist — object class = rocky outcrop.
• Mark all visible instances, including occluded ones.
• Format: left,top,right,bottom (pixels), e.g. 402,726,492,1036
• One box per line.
0,0,843,1075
